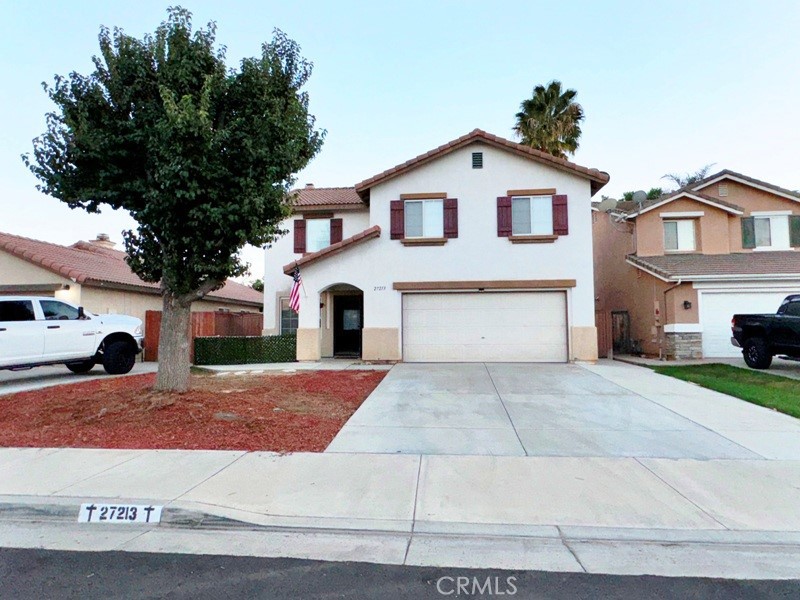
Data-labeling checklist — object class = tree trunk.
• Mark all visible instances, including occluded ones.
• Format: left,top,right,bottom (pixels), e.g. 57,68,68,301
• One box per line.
154,292,192,392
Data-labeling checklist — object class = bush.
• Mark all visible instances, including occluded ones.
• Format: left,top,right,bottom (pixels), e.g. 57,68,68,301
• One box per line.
194,335,296,365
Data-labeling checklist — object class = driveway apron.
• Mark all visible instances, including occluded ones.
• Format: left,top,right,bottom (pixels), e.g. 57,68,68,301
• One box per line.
326,363,761,459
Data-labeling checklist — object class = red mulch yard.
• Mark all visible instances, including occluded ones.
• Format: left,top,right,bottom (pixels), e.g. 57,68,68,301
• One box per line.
0,370,386,452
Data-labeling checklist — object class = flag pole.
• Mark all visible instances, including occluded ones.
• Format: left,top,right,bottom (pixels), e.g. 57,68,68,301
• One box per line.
295,261,307,297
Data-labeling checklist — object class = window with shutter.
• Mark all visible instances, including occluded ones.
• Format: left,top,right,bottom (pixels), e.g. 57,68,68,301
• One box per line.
330,218,343,244
552,194,569,235
293,219,306,253
791,215,800,248
443,199,458,238
741,217,756,249
390,200,404,239
404,199,443,238
508,195,553,235
497,197,512,237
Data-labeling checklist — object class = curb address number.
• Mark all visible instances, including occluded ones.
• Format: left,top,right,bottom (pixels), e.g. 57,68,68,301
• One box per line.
79,503,163,524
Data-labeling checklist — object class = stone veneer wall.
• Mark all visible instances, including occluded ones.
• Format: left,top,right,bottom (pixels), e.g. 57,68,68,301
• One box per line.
664,332,703,359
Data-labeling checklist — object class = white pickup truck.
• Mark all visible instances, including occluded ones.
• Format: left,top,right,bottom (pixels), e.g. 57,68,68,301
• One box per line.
0,296,144,375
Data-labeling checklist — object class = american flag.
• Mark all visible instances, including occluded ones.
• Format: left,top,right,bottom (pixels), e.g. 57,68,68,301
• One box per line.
289,266,301,313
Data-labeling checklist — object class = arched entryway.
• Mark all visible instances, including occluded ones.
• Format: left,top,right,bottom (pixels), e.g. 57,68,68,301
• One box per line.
319,283,363,358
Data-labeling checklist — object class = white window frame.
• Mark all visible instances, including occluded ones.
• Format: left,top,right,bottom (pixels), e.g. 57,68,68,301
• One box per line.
752,212,791,251
305,218,331,253
404,199,443,238
663,219,696,252
511,195,553,236
279,297,298,335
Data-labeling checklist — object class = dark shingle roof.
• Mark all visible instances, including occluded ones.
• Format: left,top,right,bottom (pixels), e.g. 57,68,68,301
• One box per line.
627,252,800,280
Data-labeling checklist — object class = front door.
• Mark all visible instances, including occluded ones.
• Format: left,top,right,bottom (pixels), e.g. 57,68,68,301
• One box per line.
333,295,363,357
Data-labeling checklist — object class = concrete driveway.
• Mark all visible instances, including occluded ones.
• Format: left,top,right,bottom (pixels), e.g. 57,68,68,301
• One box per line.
0,361,158,396
326,361,800,459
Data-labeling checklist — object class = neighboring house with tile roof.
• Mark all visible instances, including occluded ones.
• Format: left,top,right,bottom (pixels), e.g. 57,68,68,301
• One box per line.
0,232,263,327
593,170,800,359
264,128,609,363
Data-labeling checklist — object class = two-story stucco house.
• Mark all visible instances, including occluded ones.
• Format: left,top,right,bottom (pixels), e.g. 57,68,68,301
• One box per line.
264,129,609,363
594,170,800,359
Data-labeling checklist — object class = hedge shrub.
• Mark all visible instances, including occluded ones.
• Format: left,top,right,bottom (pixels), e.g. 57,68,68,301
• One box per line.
194,335,296,365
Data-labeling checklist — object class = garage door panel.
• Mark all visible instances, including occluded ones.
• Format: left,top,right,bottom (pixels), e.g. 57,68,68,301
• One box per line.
403,292,568,362
701,291,792,358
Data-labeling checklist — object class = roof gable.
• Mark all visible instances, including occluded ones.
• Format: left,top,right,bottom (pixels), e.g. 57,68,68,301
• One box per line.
354,129,609,198
624,191,744,218
692,170,800,203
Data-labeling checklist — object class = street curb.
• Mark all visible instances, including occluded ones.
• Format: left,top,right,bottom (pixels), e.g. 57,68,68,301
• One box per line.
3,499,800,548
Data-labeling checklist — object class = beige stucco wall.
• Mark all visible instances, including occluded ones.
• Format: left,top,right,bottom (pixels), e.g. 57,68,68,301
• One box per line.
593,211,699,357
362,327,401,361
296,327,321,360
697,179,800,253
0,252,71,285
570,326,598,361
636,198,731,257
81,287,259,327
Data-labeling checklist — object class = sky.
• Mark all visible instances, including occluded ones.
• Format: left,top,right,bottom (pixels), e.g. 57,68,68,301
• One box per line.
1,1,799,283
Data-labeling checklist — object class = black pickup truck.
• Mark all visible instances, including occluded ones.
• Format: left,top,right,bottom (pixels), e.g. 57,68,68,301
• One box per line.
731,294,800,369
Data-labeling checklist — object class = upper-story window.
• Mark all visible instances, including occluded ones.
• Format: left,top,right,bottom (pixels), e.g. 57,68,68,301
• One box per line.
755,215,789,250
293,217,342,254
741,213,798,251
404,199,443,238
663,220,696,252
306,219,331,252
512,196,553,236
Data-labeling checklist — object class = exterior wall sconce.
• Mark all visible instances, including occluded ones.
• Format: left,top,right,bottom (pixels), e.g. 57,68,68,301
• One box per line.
683,301,692,310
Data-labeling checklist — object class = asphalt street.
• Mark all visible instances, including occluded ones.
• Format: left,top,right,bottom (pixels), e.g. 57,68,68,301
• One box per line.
0,548,798,600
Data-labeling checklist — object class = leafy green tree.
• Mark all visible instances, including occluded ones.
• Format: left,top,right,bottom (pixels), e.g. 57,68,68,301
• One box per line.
24,7,324,391
251,279,265,293
662,164,716,188
620,188,664,202
514,80,584,158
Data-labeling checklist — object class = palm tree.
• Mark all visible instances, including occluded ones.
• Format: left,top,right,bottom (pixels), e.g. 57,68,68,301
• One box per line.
514,81,584,158
661,164,716,188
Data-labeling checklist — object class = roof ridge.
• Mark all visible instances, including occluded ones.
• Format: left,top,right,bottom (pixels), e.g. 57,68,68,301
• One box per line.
354,129,609,196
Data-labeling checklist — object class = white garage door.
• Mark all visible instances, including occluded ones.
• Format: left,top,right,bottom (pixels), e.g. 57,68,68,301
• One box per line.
700,291,792,357
402,292,568,362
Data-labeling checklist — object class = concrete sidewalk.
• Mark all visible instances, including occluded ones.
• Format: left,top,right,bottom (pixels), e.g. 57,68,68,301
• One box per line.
1,447,800,578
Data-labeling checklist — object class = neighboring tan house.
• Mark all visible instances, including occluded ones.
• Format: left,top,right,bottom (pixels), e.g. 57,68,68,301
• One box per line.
263,129,609,362
594,170,800,359
0,231,263,326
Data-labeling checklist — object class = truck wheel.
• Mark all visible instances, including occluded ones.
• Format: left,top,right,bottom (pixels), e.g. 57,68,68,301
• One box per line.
102,341,136,375
743,338,772,369
66,360,95,374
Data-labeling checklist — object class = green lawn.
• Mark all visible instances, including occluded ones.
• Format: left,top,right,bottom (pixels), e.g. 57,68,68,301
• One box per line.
651,364,800,419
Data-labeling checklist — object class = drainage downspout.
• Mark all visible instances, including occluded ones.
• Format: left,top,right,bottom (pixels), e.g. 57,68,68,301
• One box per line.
661,278,683,360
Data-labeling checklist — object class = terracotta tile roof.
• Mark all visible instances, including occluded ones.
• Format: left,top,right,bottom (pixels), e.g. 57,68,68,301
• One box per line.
354,129,610,197
0,231,262,306
626,252,800,281
290,186,365,209
691,169,800,200
621,190,744,217
283,225,381,275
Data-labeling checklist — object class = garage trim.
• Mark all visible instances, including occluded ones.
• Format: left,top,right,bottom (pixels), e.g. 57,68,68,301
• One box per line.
394,279,576,291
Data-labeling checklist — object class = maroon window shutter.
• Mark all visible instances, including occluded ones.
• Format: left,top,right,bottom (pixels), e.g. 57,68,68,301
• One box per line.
552,194,568,235
330,218,343,244
497,196,512,237
293,219,306,253
390,200,404,239
443,198,458,238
